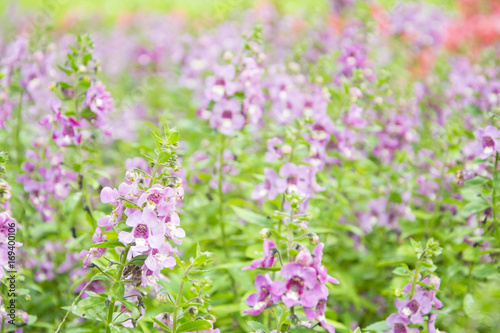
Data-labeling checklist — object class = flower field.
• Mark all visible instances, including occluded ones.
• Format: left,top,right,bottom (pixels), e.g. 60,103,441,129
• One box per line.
1,0,500,332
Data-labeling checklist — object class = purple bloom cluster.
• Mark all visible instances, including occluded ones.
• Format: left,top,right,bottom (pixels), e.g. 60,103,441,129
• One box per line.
80,162,185,292
244,242,338,333
17,142,78,221
252,163,324,204
384,275,445,333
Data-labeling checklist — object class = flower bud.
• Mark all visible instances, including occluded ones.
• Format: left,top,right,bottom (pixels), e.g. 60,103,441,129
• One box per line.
281,144,292,154
308,233,320,246
187,306,198,318
0,179,8,189
299,222,308,231
0,190,11,203
259,228,271,239
223,50,233,62
125,169,137,182
296,249,313,266
394,289,403,297
157,291,170,303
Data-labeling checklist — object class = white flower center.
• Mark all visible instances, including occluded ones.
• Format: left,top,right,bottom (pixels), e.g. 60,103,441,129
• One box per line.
402,307,412,316
212,85,225,97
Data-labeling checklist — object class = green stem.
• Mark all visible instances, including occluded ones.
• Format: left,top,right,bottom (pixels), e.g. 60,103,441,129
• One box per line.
14,91,24,166
55,279,95,333
105,245,130,333
287,207,294,261
409,252,425,297
493,152,500,245
172,265,193,333
150,163,161,181
217,134,229,259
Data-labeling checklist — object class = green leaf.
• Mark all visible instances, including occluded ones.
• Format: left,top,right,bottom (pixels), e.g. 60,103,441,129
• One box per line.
463,293,476,317
230,205,271,227
164,122,171,136
158,150,172,164
151,317,171,332
151,130,164,150
127,254,149,265
73,296,106,320
193,254,208,266
141,153,156,164
110,282,124,299
166,129,180,145
176,319,212,332
471,264,498,278
247,321,270,333
173,251,185,270
463,176,490,187
93,241,125,248
462,200,490,216
363,320,391,331
392,266,411,276
63,192,82,215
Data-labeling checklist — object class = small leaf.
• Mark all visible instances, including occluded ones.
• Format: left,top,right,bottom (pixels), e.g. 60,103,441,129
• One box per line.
151,317,171,332
230,205,271,227
173,251,185,270
176,319,212,332
247,321,270,333
193,254,208,266
363,320,391,331
93,241,125,248
392,267,410,276
463,176,490,187
63,192,82,215
151,130,164,150
462,201,490,216
158,150,172,164
166,129,180,145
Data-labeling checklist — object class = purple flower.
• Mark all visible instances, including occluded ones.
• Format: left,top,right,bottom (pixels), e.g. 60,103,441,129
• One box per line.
272,262,320,308
279,163,323,197
244,274,281,315
384,314,419,333
265,137,285,161
118,208,165,253
154,312,173,331
251,168,287,201
84,80,114,126
312,243,339,285
474,126,500,159
204,64,240,102
304,285,335,333
80,227,107,267
395,291,432,324
427,313,446,333
97,186,123,230
242,238,277,270
137,184,176,209
209,98,245,135
144,244,176,273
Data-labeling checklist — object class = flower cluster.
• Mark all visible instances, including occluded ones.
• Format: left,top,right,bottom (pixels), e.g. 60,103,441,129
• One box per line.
17,142,78,221
384,275,444,333
252,163,324,204
244,241,338,333
81,164,185,291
